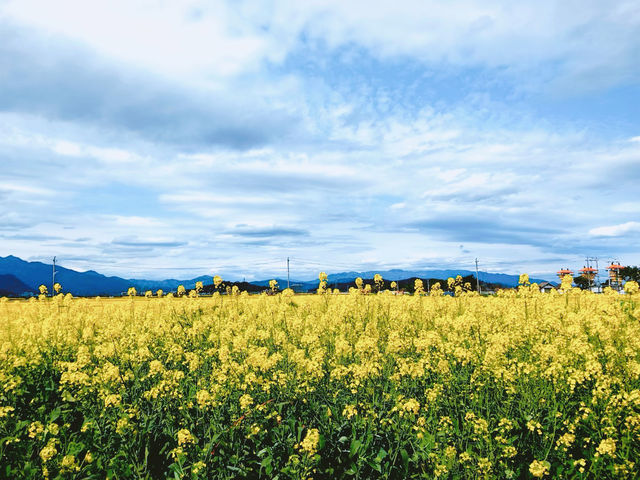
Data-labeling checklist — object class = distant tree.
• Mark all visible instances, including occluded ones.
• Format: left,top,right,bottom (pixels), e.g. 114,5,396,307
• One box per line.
573,275,591,290
621,266,640,283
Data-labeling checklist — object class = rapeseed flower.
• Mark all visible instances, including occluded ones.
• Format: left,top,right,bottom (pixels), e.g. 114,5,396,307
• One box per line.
298,428,320,456
529,460,550,477
177,428,195,446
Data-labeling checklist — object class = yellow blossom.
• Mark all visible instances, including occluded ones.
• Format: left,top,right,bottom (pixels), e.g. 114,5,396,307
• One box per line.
239,393,253,411
529,460,550,478
28,421,45,439
298,428,320,456
60,454,79,473
595,438,616,457
342,404,357,419
39,440,57,463
177,428,195,446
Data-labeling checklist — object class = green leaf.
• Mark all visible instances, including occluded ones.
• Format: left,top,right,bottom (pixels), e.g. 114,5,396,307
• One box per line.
67,441,85,455
49,407,61,422
350,439,362,458
318,434,326,450
400,448,409,471
61,390,75,402
261,456,273,475
366,458,382,472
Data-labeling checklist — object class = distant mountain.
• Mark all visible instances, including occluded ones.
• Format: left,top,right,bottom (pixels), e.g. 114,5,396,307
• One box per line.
325,269,550,286
0,256,222,296
0,255,133,296
0,255,228,296
0,256,552,296
129,275,212,292
0,273,33,296
252,269,551,291
250,278,304,288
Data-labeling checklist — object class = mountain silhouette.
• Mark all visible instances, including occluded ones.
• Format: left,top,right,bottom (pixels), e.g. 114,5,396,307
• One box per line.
0,255,552,296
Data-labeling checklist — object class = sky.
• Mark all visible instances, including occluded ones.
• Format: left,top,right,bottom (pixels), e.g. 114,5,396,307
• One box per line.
1,0,639,281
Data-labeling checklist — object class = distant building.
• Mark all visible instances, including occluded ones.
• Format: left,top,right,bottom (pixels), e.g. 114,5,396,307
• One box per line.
539,281,556,293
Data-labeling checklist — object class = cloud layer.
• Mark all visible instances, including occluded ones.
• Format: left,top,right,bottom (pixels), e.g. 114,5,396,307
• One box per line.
1,1,639,280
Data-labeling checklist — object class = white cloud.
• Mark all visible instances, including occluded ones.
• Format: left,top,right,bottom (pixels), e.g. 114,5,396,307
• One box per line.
612,202,640,213
52,140,83,156
389,203,406,210
110,216,166,227
3,0,639,91
589,222,640,237
52,139,140,164
0,182,56,196
2,0,273,80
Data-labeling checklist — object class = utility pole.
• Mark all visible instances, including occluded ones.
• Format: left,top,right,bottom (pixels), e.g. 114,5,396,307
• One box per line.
586,256,600,293
475,258,481,294
287,257,290,290
52,256,57,296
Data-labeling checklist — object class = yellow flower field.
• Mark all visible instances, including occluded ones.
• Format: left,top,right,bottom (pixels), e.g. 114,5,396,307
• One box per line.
1,280,639,479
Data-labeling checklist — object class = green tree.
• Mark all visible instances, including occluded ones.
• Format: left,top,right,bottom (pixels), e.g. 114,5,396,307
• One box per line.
573,275,591,290
621,266,640,282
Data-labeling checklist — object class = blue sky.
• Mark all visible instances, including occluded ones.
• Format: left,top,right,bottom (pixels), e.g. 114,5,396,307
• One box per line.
1,0,639,280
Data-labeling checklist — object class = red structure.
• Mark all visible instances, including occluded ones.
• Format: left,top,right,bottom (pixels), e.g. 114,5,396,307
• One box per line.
557,268,573,280
607,262,624,287
578,266,597,282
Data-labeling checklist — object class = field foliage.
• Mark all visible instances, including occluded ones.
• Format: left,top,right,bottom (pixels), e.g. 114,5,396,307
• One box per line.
1,280,640,479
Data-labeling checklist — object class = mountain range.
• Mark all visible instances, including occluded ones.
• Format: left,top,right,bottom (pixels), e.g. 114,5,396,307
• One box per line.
0,255,213,296
0,255,551,297
253,269,551,293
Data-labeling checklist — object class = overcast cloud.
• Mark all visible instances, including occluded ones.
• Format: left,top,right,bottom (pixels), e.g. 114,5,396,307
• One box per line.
1,0,639,280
